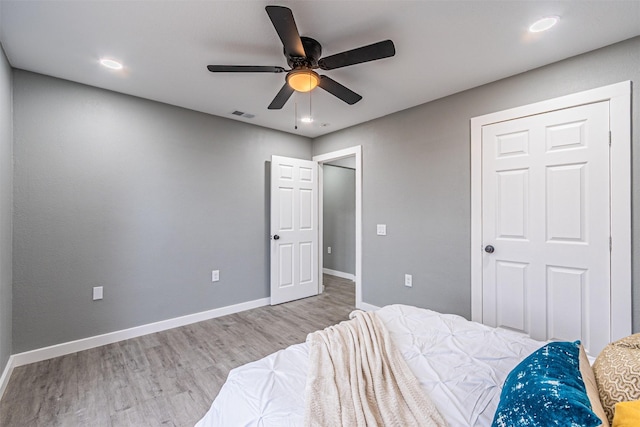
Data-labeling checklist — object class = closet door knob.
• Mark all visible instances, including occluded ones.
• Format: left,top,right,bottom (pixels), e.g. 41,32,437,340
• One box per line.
273,235,280,240
484,245,495,254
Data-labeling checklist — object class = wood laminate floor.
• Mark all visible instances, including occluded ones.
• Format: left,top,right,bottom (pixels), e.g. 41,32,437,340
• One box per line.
0,274,355,426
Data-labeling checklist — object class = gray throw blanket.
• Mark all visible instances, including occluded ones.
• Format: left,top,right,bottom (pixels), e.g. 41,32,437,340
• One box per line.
304,310,448,427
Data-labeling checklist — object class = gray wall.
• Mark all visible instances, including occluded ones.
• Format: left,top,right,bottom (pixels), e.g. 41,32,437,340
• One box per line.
0,45,13,369
313,36,640,331
8,36,640,354
12,71,311,353
323,165,355,275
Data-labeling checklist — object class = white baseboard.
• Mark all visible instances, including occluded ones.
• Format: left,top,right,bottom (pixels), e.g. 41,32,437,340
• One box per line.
358,302,381,312
323,268,355,281
11,297,270,368
0,355,15,400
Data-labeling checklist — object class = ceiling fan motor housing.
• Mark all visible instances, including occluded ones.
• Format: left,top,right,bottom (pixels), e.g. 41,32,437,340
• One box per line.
286,36,322,68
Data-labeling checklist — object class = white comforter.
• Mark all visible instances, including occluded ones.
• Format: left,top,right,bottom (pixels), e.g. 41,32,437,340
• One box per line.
196,305,545,427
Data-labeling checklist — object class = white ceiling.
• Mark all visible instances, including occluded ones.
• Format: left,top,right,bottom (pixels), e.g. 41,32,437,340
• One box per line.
1,1,639,138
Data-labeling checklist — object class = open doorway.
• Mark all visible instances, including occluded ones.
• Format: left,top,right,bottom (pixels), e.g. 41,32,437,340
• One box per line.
322,159,356,281
321,159,356,305
313,146,363,309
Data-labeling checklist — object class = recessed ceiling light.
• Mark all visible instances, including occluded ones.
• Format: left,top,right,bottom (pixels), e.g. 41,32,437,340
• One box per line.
529,16,560,33
100,58,123,70
301,117,313,123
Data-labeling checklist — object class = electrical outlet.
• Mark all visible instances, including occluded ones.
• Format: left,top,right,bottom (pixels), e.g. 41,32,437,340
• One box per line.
327,246,332,254
404,274,412,287
212,270,220,282
377,224,387,235
93,286,103,300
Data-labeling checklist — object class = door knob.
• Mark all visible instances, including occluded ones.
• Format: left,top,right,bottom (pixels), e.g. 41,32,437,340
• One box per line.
484,245,495,254
273,235,280,240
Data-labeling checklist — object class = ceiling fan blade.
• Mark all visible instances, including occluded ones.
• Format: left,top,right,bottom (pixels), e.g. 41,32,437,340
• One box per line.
265,6,305,58
318,40,395,70
317,75,362,105
207,65,286,73
268,83,295,109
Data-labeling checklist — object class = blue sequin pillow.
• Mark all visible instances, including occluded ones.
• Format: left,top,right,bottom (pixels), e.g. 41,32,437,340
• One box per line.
492,340,602,427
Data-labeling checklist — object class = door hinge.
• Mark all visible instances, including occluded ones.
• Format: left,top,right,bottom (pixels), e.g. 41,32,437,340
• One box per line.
609,131,612,146
610,236,612,252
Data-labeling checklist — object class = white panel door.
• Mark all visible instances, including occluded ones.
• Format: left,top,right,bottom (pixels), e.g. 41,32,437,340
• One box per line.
482,101,610,355
270,155,318,305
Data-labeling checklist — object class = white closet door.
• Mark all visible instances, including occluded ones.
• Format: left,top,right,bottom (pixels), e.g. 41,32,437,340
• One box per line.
482,101,610,355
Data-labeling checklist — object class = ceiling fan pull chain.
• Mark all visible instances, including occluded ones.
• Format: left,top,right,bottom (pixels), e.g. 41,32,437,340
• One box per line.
309,75,312,121
294,102,298,130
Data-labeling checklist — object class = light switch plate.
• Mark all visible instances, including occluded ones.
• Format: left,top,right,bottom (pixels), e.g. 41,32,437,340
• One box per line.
93,286,103,300
377,224,387,236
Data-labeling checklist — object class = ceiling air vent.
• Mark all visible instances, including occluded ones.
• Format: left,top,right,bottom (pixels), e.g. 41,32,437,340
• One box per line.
230,110,255,119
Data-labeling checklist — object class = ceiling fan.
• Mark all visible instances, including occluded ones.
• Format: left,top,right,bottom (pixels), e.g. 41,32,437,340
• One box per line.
207,5,396,110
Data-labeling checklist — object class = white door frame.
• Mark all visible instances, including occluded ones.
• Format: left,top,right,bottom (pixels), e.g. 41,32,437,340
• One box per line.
470,81,632,341
313,145,363,308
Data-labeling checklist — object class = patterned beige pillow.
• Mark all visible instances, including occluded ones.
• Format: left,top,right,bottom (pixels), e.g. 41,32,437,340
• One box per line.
593,334,640,425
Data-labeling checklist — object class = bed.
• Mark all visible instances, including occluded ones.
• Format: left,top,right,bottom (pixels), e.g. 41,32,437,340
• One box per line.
195,303,627,426
195,304,565,426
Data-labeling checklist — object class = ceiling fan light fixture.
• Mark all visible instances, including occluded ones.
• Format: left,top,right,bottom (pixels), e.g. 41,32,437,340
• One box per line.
287,69,319,92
